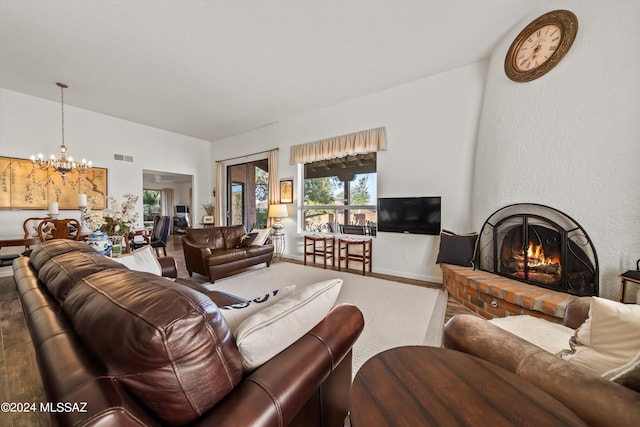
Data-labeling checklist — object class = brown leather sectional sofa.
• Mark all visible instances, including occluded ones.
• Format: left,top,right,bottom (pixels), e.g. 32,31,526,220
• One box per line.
15,240,364,426
182,225,274,282
443,298,640,427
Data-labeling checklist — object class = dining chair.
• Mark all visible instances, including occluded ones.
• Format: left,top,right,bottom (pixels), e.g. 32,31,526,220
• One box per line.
37,218,81,242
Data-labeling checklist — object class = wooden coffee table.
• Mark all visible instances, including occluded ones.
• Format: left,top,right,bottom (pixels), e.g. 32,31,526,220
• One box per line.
350,346,586,427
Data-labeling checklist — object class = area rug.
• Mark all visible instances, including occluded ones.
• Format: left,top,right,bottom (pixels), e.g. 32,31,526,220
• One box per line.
205,262,448,376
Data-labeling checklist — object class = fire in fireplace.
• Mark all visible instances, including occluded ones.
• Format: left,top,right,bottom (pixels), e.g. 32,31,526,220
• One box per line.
475,204,598,296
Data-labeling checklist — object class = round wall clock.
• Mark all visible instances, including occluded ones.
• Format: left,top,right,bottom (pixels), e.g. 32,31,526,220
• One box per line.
504,10,578,82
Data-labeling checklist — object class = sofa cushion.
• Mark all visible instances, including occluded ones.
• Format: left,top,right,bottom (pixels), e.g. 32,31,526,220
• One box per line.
38,250,127,305
30,239,99,271
186,227,224,248
561,297,640,375
111,245,162,275
221,225,247,249
207,248,249,265
245,244,274,258
602,351,640,392
489,315,574,354
235,278,342,372
62,269,243,425
220,285,296,334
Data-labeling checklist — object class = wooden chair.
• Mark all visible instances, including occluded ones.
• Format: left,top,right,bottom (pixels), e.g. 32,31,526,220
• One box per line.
23,217,50,239
37,218,81,242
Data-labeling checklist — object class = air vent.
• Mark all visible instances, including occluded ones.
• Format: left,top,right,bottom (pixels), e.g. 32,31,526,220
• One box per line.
114,153,134,162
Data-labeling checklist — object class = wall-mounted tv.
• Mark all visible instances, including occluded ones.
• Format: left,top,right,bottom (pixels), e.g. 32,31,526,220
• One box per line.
377,196,441,235
175,204,189,216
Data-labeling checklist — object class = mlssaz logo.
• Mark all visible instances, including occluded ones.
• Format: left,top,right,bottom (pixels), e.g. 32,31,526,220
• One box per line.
40,402,88,413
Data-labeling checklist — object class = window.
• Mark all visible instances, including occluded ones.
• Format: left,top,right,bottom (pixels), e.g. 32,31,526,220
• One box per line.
142,189,161,222
227,160,269,228
303,153,377,235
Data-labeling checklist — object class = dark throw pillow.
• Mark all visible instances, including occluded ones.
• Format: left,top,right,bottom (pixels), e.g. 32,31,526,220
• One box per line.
239,232,259,247
435,230,478,267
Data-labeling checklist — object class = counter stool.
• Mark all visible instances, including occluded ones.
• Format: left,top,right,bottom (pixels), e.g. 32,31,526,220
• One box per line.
304,235,335,269
337,237,372,275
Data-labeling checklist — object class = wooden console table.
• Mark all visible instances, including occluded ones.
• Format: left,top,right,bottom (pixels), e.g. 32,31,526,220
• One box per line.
0,236,39,250
350,346,586,427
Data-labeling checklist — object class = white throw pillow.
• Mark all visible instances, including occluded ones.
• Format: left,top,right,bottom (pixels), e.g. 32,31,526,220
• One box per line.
562,297,640,375
250,228,272,246
111,246,162,276
234,278,343,372
219,285,296,334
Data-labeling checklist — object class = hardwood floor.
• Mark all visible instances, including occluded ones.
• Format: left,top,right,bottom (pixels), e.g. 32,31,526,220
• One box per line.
165,233,475,323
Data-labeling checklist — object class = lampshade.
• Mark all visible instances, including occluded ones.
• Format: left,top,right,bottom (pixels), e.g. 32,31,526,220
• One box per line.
268,204,288,218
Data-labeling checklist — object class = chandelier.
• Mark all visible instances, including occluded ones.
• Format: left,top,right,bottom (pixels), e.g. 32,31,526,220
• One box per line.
31,82,92,180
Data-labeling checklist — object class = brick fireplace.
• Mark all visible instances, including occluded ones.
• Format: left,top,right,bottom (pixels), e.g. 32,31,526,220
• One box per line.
442,203,599,323
475,203,599,297
441,263,576,323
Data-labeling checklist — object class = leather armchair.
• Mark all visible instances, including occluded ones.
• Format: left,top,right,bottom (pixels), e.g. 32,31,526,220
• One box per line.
443,298,640,427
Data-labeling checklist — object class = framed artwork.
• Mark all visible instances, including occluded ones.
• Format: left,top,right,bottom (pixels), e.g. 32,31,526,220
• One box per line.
280,179,293,204
0,156,107,210
202,215,214,224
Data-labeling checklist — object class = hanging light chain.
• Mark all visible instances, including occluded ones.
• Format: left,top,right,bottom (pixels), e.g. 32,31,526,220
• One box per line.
59,82,66,150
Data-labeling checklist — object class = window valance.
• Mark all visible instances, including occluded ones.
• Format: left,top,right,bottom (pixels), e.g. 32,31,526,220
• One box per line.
290,126,387,164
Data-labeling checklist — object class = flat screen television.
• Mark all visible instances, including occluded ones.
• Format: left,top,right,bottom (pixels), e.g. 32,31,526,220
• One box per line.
377,197,441,235
175,205,189,216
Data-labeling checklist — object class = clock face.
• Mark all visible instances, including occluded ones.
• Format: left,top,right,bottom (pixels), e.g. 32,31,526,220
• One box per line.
504,10,578,82
515,24,562,71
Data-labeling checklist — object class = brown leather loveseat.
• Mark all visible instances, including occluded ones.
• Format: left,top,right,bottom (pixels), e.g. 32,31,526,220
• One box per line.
15,240,364,426
443,298,640,427
182,225,273,282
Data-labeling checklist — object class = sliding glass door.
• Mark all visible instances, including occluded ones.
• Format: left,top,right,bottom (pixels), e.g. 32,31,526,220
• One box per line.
227,160,269,229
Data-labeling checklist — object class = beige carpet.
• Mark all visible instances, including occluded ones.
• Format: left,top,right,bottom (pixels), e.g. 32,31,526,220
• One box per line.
206,262,448,376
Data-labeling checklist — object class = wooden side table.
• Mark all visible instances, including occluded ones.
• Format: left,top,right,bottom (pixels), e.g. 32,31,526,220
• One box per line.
337,237,372,275
303,235,335,269
619,265,640,303
350,346,586,427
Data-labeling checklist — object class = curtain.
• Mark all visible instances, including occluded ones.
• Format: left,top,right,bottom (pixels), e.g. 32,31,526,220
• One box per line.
161,188,173,217
267,149,279,227
290,126,387,164
215,161,224,226
161,188,174,233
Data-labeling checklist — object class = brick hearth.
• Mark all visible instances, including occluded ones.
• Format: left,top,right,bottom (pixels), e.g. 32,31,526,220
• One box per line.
441,264,576,323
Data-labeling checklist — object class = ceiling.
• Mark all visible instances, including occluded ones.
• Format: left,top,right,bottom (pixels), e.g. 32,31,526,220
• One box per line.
0,0,541,143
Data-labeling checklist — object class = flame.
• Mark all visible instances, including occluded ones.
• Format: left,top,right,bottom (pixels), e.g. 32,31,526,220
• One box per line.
525,243,555,266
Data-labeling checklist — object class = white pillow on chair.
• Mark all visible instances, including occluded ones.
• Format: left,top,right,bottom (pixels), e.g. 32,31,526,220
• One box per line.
111,246,162,276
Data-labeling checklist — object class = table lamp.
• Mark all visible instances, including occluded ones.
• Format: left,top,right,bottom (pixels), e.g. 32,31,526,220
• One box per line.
268,204,288,236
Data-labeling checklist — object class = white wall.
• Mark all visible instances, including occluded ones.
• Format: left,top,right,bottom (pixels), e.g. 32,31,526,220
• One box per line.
0,88,212,245
212,62,487,281
472,1,640,299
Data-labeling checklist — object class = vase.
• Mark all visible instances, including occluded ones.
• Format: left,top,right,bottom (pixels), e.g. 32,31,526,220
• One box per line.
86,231,112,256
108,235,125,257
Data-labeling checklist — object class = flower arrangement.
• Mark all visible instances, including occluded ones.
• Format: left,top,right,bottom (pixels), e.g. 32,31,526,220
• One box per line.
101,194,139,236
81,195,106,232
81,193,139,235
202,202,215,216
